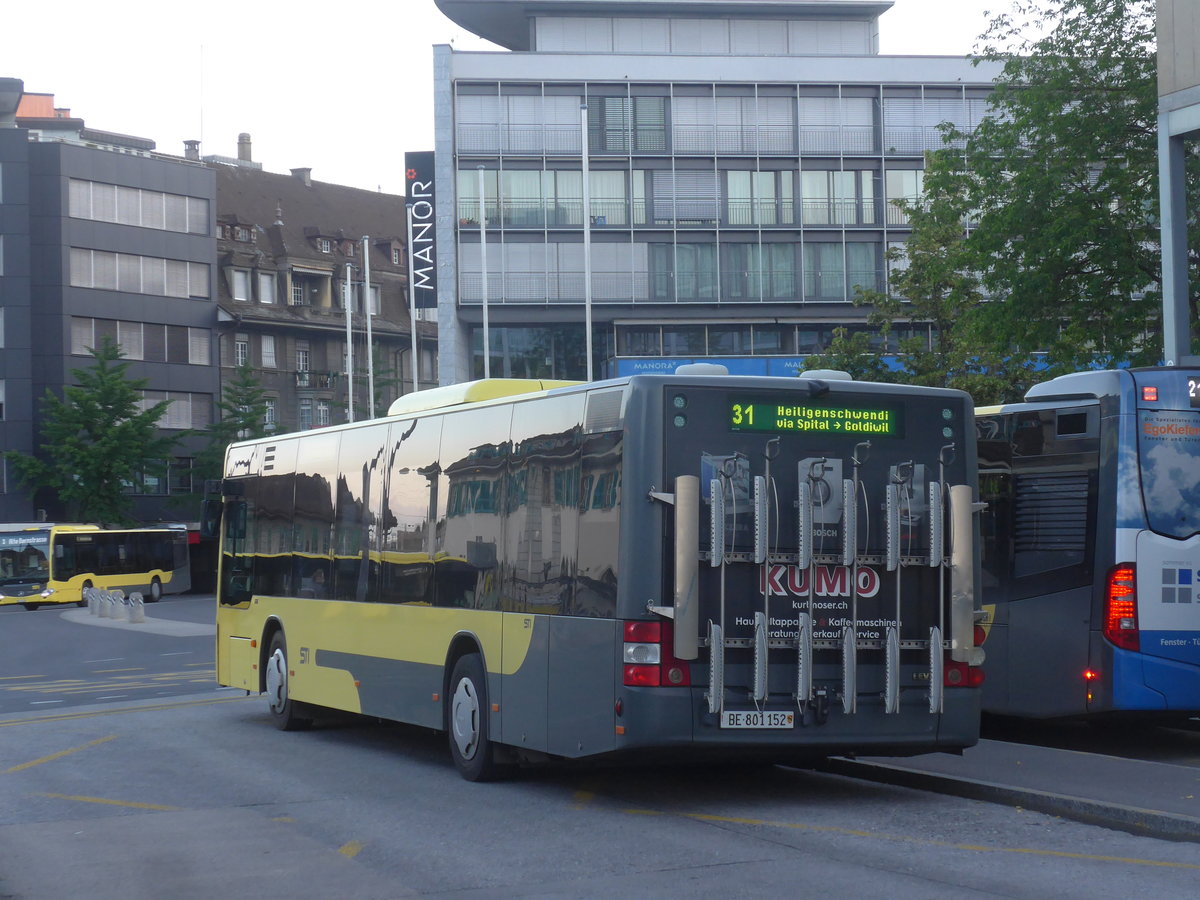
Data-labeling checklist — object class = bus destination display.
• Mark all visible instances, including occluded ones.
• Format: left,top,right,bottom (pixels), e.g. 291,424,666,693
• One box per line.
729,398,902,436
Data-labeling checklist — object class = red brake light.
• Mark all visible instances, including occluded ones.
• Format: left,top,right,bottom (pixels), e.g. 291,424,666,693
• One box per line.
624,621,661,643
622,620,690,687
1142,386,1158,402
1103,564,1139,651
974,625,987,647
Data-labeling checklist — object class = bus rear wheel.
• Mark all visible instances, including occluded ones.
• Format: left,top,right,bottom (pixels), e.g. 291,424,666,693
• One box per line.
447,653,511,782
265,632,312,731
148,577,162,603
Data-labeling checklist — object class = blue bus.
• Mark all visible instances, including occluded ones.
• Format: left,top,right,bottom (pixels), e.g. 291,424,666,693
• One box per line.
976,367,1200,719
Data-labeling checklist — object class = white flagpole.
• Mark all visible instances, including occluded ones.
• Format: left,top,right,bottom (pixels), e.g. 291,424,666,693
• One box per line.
362,235,375,418
405,203,420,394
478,165,490,379
344,262,354,423
581,103,593,382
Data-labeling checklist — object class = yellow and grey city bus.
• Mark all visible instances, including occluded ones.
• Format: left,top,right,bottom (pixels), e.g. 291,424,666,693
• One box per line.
208,373,985,780
0,523,191,610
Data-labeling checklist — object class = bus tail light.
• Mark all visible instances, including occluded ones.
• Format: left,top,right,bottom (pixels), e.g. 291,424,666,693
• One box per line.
1103,564,1139,652
944,657,985,688
623,620,691,687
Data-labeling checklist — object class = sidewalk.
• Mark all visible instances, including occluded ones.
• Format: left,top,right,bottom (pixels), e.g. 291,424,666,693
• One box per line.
823,738,1200,842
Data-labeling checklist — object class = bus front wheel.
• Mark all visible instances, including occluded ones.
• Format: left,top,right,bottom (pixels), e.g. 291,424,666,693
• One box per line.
148,577,162,603
265,632,312,731
79,580,93,608
447,653,511,782
22,603,40,611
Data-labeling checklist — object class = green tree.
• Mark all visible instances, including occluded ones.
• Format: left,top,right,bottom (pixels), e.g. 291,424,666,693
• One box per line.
4,339,176,524
957,0,1170,373
194,362,273,488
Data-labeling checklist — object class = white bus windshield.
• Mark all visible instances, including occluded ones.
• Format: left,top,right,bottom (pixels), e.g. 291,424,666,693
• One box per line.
1138,409,1200,540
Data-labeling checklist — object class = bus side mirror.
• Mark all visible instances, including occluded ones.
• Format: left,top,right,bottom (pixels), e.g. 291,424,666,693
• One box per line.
200,499,222,539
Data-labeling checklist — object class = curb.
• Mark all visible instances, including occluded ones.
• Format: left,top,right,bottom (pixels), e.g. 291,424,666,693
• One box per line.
818,757,1200,844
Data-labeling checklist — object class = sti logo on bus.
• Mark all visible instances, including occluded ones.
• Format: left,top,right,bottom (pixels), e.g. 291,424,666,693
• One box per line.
760,564,881,599
1161,565,1197,603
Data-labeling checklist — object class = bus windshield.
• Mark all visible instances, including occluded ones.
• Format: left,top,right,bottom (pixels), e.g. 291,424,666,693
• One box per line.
0,532,51,584
1138,408,1200,540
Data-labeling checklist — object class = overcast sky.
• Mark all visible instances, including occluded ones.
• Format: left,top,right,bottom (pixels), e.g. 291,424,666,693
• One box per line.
5,0,998,196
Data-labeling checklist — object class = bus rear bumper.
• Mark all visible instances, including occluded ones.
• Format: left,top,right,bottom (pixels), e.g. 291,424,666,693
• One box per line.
1108,646,1200,712
615,685,980,760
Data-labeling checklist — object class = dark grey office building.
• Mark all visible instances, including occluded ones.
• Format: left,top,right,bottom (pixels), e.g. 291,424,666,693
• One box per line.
0,78,218,524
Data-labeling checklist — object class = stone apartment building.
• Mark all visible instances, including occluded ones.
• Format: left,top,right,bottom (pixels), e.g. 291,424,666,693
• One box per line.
207,138,437,433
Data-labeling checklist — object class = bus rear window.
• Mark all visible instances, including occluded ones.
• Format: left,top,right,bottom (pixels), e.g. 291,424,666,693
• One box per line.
1138,409,1200,539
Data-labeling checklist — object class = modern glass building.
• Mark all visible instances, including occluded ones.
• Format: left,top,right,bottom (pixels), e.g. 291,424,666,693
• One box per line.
432,0,1004,383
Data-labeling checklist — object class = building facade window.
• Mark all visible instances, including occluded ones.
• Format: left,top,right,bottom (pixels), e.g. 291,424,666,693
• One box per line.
118,321,144,359
68,179,210,235
231,269,251,301
725,171,794,226
884,169,925,225
296,341,311,387
189,328,210,365
261,335,276,368
264,398,277,430
318,238,332,253
316,399,332,427
588,96,667,153
258,271,276,303
800,170,878,226
298,398,313,430
234,334,249,367
70,248,210,299
140,391,212,429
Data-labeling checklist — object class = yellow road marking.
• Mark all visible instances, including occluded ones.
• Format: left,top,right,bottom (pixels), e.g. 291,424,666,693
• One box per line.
6,735,117,773
37,792,179,812
273,816,296,823
339,840,365,858
0,694,255,728
0,675,45,681
667,811,1200,871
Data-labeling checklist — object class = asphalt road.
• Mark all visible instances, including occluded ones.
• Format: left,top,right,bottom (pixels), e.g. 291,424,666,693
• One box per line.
3,597,1200,898
0,594,218,714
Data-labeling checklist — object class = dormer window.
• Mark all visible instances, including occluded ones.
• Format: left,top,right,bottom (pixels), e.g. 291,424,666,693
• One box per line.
318,238,331,253
234,226,252,242
345,243,355,258
392,247,402,265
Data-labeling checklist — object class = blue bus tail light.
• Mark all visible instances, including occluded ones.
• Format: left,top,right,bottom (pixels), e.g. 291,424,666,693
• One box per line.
623,620,691,687
1103,564,1139,652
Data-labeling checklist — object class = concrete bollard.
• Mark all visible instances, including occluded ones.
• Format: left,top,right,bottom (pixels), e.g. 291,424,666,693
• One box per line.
127,592,145,624
97,591,110,618
86,587,98,616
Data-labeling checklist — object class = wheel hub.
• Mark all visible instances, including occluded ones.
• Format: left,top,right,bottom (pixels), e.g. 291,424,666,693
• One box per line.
451,677,480,760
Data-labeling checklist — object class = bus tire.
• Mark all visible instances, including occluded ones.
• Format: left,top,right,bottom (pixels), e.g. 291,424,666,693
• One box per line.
149,577,162,603
22,603,40,611
79,580,94,608
447,653,511,782
265,631,312,732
